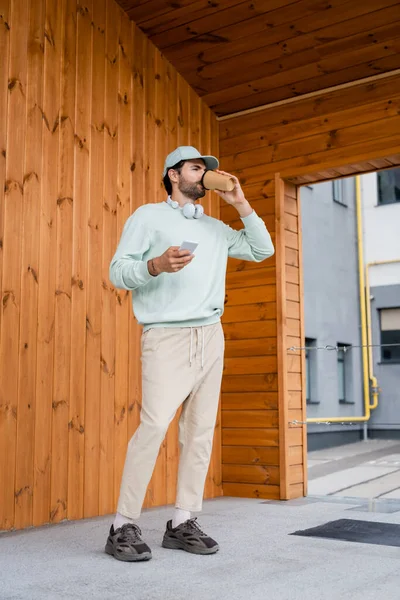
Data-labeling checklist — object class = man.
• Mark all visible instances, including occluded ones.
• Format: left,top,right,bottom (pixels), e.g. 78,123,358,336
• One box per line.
106,146,274,562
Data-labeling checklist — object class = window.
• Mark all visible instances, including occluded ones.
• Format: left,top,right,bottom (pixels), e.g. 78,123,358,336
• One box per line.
377,168,400,205
380,308,400,362
305,338,317,404
337,344,352,403
332,179,346,206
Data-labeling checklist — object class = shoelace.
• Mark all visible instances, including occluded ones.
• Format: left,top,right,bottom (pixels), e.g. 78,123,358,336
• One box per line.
119,523,142,542
181,517,205,535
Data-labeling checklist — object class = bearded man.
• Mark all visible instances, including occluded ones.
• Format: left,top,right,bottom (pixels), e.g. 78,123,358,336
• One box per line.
105,146,274,562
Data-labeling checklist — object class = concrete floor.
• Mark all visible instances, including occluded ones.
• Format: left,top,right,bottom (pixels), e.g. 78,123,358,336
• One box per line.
308,439,400,498
1,493,400,600
2,439,400,600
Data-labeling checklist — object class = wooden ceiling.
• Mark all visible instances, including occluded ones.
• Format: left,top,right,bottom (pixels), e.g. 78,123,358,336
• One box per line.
116,0,400,117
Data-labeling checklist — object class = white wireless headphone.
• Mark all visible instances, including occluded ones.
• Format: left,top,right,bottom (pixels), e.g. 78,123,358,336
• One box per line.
166,196,204,219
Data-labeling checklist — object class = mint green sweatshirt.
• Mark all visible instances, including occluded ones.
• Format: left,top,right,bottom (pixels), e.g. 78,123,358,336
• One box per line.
109,201,274,331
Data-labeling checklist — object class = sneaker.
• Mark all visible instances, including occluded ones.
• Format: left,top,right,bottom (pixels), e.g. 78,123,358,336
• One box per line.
162,517,219,555
105,523,152,562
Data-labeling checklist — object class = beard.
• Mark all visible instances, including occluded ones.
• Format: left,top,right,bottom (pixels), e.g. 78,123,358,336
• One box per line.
178,176,206,201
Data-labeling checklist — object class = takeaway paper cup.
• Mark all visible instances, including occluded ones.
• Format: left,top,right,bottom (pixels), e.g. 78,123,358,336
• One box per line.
202,170,235,192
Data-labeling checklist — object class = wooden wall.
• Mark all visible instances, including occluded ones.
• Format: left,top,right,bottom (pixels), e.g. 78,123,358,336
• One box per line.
0,0,219,531
220,72,400,500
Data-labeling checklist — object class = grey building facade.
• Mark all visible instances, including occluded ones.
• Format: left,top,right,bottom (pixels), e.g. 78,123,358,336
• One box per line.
301,171,400,450
301,179,364,450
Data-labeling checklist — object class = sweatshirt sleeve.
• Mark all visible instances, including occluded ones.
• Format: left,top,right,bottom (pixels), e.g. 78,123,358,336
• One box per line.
109,210,153,290
223,210,275,262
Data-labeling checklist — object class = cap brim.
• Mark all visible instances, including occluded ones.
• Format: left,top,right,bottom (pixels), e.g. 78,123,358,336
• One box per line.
201,155,219,171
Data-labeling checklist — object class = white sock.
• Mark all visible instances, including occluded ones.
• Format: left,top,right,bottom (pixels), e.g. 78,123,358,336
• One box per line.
113,511,135,531
172,508,191,528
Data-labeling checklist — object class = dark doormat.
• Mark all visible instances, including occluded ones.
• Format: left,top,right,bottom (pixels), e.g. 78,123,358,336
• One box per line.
291,518,400,547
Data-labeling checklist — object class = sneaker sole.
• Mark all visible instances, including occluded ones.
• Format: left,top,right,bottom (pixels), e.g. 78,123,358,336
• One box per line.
105,542,152,562
162,537,219,555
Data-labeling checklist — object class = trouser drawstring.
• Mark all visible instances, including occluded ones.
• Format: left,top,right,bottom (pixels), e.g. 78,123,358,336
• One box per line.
189,327,205,370
189,328,194,366
201,327,205,370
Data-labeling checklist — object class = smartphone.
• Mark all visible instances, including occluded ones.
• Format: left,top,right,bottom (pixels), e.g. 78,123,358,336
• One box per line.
179,240,199,254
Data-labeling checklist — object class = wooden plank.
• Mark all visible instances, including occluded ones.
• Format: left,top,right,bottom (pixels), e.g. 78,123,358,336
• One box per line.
144,37,156,206
214,53,400,115
285,213,298,234
212,3,399,80
222,482,280,500
51,0,75,525
223,302,276,324
148,48,167,509
288,409,303,427
226,266,276,290
205,103,223,501
286,282,300,302
285,230,298,250
222,392,278,410
0,0,10,351
288,391,302,409
289,464,304,485
83,0,105,519
0,0,29,530
288,373,302,391
13,0,43,530
220,192,275,221
286,336,301,353
222,464,280,485
287,301,300,320
227,213,275,232
222,410,279,429
222,428,279,447
225,337,277,358
130,0,219,26
221,72,400,141
229,114,400,173
288,427,303,446
151,0,299,49
140,0,252,36
222,373,278,393
225,284,276,307
177,72,189,147
129,24,145,455
285,248,299,268
165,49,179,507
67,0,93,522
222,446,280,466
227,256,274,274
34,0,61,527
289,482,304,499
199,19,400,97
287,318,301,337
165,0,351,63
99,0,119,516
224,355,277,376
275,175,289,501
287,355,301,374
286,264,299,285
223,319,277,340
113,6,132,515
288,445,303,466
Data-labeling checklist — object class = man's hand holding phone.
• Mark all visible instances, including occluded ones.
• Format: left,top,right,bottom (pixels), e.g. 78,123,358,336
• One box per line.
149,241,198,275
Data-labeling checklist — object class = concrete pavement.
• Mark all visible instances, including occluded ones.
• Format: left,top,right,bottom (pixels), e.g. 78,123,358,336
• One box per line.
2,439,400,600
308,439,400,498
